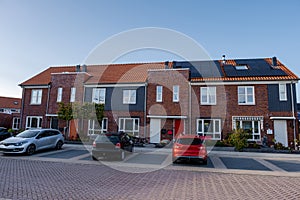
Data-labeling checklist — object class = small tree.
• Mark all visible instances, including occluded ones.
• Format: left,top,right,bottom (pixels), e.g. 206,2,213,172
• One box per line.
57,102,73,138
228,129,251,151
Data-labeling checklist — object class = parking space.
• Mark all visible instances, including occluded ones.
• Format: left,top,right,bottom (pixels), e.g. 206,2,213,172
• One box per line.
266,159,300,172
220,157,272,171
2,144,300,174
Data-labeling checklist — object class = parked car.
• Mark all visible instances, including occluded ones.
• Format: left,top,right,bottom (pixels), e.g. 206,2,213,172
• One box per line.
0,129,64,155
172,135,208,165
0,127,12,141
92,132,134,161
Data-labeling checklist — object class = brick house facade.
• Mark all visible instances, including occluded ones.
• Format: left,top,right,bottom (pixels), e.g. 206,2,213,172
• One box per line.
19,57,299,148
0,97,21,130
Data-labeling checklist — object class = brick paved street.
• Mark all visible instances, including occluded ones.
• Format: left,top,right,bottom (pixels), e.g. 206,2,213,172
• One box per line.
1,157,300,200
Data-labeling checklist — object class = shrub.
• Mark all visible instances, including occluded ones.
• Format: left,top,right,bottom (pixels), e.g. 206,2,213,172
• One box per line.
228,129,251,151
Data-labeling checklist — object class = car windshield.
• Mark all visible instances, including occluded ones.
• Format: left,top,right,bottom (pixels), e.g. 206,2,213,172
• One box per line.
16,130,40,138
95,135,119,144
0,128,7,133
177,137,203,145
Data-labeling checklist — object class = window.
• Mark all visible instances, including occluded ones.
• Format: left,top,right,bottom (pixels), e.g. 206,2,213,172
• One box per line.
156,86,163,102
30,89,42,105
119,118,139,136
279,83,287,101
201,87,216,105
57,87,63,102
12,117,20,130
123,90,136,104
173,85,179,102
235,65,248,70
70,87,76,102
197,119,221,140
88,118,108,135
92,88,106,104
238,86,255,105
26,116,43,129
233,116,262,141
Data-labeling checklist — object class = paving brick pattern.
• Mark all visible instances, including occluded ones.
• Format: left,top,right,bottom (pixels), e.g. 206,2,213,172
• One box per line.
1,158,300,200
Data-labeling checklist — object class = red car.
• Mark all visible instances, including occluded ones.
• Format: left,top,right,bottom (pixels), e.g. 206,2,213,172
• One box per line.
172,135,208,165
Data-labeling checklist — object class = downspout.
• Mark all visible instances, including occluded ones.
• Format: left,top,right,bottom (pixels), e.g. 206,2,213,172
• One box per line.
20,86,25,130
144,82,148,139
46,83,51,128
189,82,192,135
290,82,296,149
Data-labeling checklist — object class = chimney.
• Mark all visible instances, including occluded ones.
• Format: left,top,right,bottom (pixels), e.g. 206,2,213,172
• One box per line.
76,65,81,72
272,56,277,66
222,55,226,65
82,64,87,72
164,61,169,69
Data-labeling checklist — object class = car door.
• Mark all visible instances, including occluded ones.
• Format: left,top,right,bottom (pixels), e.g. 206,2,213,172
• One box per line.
35,131,50,150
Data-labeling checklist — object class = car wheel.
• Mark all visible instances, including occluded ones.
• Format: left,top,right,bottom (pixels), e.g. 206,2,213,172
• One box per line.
202,159,208,165
55,141,63,150
92,155,98,161
172,157,178,164
26,144,36,155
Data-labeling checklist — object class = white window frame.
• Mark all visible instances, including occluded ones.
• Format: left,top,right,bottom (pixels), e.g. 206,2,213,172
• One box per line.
12,117,20,130
92,88,106,104
196,119,221,140
57,87,63,102
88,118,108,135
279,83,287,101
238,86,255,105
235,119,261,141
156,86,163,102
173,85,179,102
70,87,76,102
26,116,43,129
123,90,136,104
118,118,139,136
30,89,42,105
201,87,216,105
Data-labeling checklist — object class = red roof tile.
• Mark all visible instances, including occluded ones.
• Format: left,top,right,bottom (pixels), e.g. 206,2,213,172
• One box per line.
19,66,76,86
0,97,21,109
85,62,165,84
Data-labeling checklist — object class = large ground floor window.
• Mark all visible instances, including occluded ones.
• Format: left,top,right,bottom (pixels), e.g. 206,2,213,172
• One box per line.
88,118,108,135
26,116,43,129
232,116,263,141
197,118,221,140
119,118,139,136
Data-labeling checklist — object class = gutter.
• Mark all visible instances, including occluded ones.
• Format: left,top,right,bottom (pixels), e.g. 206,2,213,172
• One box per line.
290,82,296,149
46,84,51,128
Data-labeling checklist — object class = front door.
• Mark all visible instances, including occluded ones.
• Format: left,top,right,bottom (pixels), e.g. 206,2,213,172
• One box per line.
150,119,161,143
174,119,184,138
274,120,288,147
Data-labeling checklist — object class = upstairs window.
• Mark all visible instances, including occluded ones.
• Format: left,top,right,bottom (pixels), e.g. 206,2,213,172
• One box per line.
92,88,106,104
70,87,76,102
156,86,163,102
123,90,136,104
238,86,255,105
30,89,42,105
201,87,216,105
57,87,63,102
173,85,179,102
279,83,287,101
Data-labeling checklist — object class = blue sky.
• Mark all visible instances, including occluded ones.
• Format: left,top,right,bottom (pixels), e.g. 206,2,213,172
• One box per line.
1,0,300,101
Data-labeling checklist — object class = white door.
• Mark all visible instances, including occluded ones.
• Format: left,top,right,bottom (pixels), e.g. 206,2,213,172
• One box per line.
274,120,288,147
150,119,161,143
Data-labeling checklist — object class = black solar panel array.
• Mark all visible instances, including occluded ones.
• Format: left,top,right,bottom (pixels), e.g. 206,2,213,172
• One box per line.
174,61,223,78
224,59,287,77
174,58,287,78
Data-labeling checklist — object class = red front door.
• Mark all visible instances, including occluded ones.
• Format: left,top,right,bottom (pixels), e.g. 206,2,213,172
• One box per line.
174,119,184,138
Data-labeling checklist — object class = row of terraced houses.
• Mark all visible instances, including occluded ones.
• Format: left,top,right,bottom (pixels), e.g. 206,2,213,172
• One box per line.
17,57,299,148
